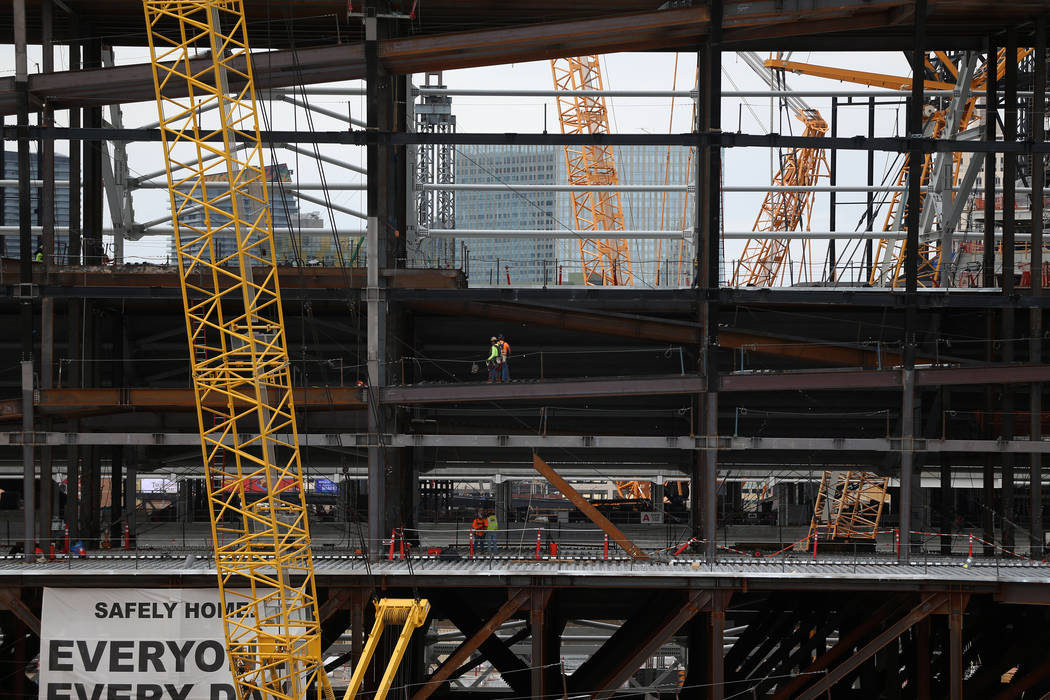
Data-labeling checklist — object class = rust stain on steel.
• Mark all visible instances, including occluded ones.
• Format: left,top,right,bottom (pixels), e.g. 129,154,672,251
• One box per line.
531,454,649,561
0,387,365,422
409,300,907,367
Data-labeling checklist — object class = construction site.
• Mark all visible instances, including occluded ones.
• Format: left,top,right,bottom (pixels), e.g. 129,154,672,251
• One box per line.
0,0,1049,698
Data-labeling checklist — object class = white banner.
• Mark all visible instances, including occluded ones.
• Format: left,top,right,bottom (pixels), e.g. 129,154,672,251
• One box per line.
40,588,241,700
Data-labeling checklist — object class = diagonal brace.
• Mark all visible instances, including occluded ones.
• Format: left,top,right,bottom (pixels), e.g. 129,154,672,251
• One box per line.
411,589,530,700
532,453,648,559
796,592,949,700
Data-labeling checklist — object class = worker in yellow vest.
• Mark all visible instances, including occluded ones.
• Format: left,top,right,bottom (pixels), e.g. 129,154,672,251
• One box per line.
485,509,499,554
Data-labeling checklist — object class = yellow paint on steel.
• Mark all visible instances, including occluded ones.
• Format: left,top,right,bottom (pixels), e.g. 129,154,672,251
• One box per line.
550,56,634,287
142,2,330,698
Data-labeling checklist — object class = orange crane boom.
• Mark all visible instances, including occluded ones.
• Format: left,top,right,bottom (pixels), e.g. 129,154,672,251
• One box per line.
732,52,831,287
550,56,634,286
765,49,1030,287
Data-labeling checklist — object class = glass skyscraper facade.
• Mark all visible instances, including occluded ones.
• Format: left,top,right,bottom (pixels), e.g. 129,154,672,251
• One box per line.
454,144,694,287
1,151,71,259
455,145,561,286
168,163,346,264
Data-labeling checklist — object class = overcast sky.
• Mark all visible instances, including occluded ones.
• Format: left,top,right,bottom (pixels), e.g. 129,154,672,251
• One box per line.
3,46,917,279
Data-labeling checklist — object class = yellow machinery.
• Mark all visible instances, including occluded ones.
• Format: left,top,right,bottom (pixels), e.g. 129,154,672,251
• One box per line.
142,2,427,699
342,599,432,700
807,471,890,545
550,56,634,286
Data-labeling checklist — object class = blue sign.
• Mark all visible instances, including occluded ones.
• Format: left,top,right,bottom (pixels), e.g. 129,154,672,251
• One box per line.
315,479,338,494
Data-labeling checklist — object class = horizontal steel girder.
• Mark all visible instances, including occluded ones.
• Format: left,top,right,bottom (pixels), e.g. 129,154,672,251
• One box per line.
5,431,1050,454
0,1,937,115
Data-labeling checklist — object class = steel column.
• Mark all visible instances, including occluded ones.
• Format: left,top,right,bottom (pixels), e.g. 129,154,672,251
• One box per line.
698,0,722,562
1001,26,1019,551
983,42,997,286
364,6,386,559
1031,18,1046,560
948,592,967,700
66,23,81,265
900,368,915,563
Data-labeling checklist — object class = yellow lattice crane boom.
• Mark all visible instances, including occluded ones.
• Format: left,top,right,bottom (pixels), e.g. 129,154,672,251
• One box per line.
550,56,634,286
143,2,332,698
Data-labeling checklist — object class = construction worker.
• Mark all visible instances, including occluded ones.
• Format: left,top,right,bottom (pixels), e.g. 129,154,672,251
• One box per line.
485,509,499,554
486,336,501,383
497,334,511,382
471,509,487,550
33,245,44,263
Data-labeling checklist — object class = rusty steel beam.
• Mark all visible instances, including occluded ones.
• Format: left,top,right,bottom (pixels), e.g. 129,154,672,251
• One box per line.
770,595,909,700
408,300,905,367
0,2,917,115
532,454,648,560
318,588,355,624
568,590,711,699
5,362,1049,420
438,591,531,695
947,592,969,700
0,387,366,422
0,589,39,637
1,261,462,290
412,589,530,700
795,593,949,700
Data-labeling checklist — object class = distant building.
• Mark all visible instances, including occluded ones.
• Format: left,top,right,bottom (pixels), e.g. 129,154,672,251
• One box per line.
168,164,349,264
455,145,561,286
1,151,71,259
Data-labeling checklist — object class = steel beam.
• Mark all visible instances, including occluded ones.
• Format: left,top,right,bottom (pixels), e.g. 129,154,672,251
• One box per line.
1031,16,1047,561
411,589,530,700
770,596,909,700
531,454,648,560
10,431,1050,455
569,590,711,699
0,588,40,637
437,591,531,695
947,591,968,700
795,592,948,700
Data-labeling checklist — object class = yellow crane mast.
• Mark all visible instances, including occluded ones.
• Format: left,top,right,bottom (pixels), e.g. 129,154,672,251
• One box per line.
550,56,634,286
143,2,330,697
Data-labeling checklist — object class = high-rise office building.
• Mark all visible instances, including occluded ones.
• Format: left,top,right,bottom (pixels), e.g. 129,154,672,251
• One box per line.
455,145,561,286
1,151,71,259
453,144,695,287
168,163,349,264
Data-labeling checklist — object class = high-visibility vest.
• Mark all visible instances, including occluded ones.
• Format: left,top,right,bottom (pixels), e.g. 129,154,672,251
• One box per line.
499,341,510,357
487,514,498,531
